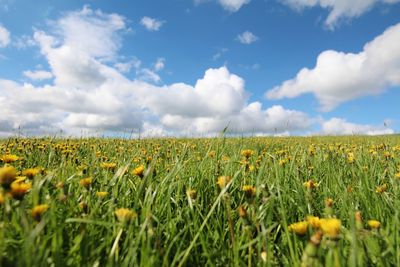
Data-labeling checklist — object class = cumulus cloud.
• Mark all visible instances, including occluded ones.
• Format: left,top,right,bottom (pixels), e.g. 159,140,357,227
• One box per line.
218,0,250,12
114,58,141,73
266,22,400,111
0,6,313,137
194,0,250,12
23,70,53,81
0,25,10,47
236,31,258,44
140,16,164,31
154,58,165,71
321,118,394,135
280,0,400,29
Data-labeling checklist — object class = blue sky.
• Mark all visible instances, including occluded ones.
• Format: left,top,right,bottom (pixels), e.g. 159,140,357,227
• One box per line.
0,0,399,136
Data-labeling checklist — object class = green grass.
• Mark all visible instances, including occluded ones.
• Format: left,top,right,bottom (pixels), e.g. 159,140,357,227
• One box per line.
0,135,399,266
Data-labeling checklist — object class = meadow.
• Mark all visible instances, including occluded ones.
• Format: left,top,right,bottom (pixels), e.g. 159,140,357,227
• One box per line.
0,135,400,266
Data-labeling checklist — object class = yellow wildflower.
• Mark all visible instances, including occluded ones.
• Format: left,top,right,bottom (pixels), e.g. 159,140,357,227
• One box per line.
288,221,308,235
115,208,137,222
241,149,254,158
242,185,256,198
79,177,93,189
303,180,318,189
307,216,321,229
31,204,49,221
208,151,216,158
186,189,197,200
320,218,341,238
325,198,334,207
0,154,19,163
100,162,117,171
132,165,145,178
9,182,32,200
0,192,4,204
0,165,17,187
216,175,232,189
96,191,108,198
22,168,41,179
376,184,388,193
347,152,355,163
367,220,381,229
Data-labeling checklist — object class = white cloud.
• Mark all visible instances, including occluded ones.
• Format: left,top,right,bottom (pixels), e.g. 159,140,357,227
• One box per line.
0,25,10,47
218,0,250,12
321,118,394,135
154,58,165,71
280,0,400,29
0,6,313,137
23,70,53,81
194,0,250,12
140,16,164,31
237,31,258,44
212,48,228,60
114,58,141,73
13,34,36,49
266,23,400,111
137,68,161,83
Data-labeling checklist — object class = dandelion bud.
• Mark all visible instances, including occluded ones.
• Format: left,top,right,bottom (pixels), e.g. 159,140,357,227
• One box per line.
31,204,49,221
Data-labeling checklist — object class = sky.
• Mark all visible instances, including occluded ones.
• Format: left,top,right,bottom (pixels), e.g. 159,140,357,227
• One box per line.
0,0,399,137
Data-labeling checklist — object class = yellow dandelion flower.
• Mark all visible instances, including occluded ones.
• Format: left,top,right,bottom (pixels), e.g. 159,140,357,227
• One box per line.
320,218,341,238
9,182,32,200
376,184,388,193
242,185,256,198
186,189,197,200
216,175,232,189
367,220,381,229
22,168,41,179
221,155,230,162
96,191,108,198
395,172,400,179
100,162,117,171
79,177,93,189
0,154,20,163
347,152,355,163
241,149,254,158
208,151,216,158
115,208,137,222
132,165,145,178
288,221,308,235
325,198,334,207
303,180,318,189
0,165,17,187
0,192,4,205
307,216,321,229
31,204,49,221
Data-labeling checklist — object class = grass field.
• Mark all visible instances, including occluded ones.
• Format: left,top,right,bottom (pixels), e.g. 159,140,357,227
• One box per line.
1,136,400,266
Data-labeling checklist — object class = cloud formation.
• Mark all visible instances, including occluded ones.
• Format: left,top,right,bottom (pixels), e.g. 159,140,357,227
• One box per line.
321,118,394,135
237,31,258,44
280,0,400,29
0,25,10,47
140,16,165,31
23,70,53,81
195,0,250,12
266,22,400,111
0,6,313,137
218,0,250,12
